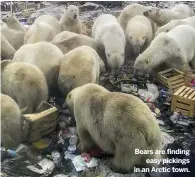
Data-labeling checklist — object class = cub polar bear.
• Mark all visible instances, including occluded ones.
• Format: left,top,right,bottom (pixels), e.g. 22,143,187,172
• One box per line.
1,93,22,149
13,42,64,95
59,5,82,34
155,16,195,36
92,14,125,75
58,46,105,96
52,31,97,54
134,25,195,71
126,15,153,56
1,60,48,113
66,83,161,174
144,4,194,26
1,33,16,60
2,13,25,32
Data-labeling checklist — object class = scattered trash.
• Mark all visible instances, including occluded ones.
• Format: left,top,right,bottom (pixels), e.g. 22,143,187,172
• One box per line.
27,158,55,175
161,132,175,150
121,83,138,93
72,155,98,172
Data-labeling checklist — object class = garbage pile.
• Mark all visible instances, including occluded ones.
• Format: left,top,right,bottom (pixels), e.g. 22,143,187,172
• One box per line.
1,67,195,177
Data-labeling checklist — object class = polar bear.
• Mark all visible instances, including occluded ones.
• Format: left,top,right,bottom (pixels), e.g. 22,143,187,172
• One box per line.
155,16,195,36
65,83,162,174
125,15,153,56
1,23,25,50
1,60,48,113
34,15,62,35
1,33,16,60
2,13,25,32
1,93,22,149
13,42,64,96
52,31,97,54
52,31,78,42
134,25,195,72
143,4,194,27
118,3,156,35
92,14,125,75
58,46,105,96
24,22,55,44
59,5,82,34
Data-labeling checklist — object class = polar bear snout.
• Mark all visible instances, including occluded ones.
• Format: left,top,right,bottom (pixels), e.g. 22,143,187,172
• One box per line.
2,16,7,22
143,10,149,16
133,46,141,55
73,14,77,19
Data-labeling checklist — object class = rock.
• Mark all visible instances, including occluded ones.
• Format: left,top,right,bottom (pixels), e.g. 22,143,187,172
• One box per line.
21,8,36,18
80,2,100,11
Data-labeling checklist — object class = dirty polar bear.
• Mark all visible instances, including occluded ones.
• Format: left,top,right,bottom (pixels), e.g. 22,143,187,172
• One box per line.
155,16,195,36
92,14,125,75
1,93,21,149
24,15,61,44
52,31,97,54
58,46,105,96
1,60,48,113
1,33,16,59
66,83,161,173
59,5,82,34
134,25,195,71
143,4,194,26
13,42,64,95
125,15,153,56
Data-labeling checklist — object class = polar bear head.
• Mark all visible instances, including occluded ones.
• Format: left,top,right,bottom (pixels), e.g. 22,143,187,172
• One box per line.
128,33,147,55
104,38,125,75
65,86,80,112
134,33,181,70
2,13,17,24
66,5,79,20
143,7,160,19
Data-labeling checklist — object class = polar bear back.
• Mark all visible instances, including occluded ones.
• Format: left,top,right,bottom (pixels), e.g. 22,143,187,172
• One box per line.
34,15,61,35
155,16,195,35
1,33,16,59
58,46,102,95
1,93,21,149
119,3,153,31
92,14,125,48
24,22,55,44
52,31,78,42
13,42,64,92
168,25,195,61
92,14,119,38
171,4,194,17
1,61,48,113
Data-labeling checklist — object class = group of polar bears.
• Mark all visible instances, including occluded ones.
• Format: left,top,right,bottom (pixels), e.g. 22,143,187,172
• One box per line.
1,2,195,174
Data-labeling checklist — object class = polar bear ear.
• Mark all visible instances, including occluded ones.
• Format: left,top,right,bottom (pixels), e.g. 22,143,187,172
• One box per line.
156,8,160,15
